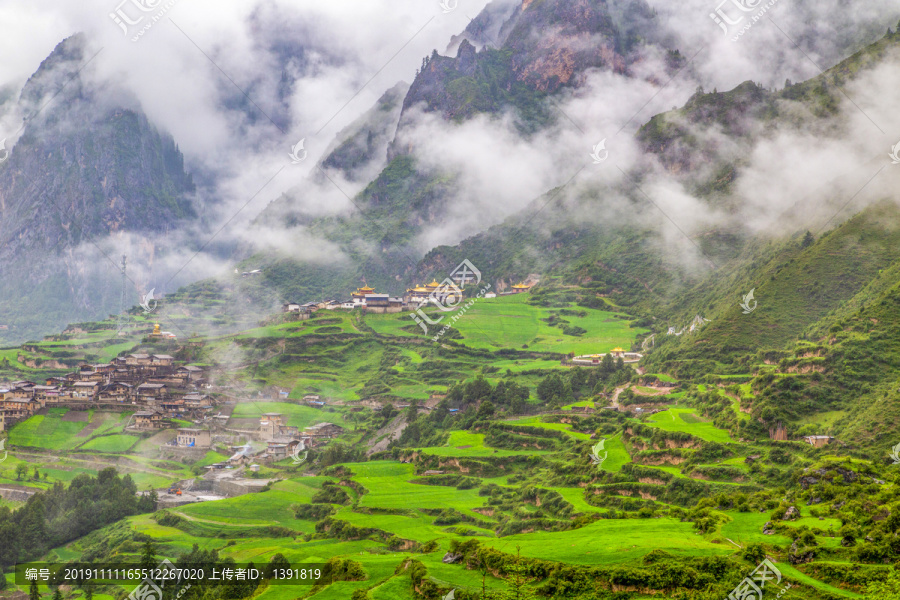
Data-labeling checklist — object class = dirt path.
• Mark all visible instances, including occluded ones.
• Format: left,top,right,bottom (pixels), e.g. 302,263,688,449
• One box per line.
169,510,242,526
366,414,408,455
610,385,630,410
76,415,106,438
631,386,671,397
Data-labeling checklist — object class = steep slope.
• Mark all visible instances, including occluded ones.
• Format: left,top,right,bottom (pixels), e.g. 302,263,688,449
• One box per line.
319,81,410,183
659,204,900,357
0,35,196,343
241,0,683,304
396,0,671,135
426,26,900,329
638,28,900,196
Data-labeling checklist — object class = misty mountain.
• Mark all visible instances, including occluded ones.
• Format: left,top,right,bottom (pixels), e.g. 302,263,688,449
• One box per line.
0,35,196,344
2,0,899,348
232,0,686,306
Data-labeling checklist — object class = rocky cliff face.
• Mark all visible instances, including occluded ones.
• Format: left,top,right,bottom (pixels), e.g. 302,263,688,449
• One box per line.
398,0,665,129
320,81,410,183
0,35,196,343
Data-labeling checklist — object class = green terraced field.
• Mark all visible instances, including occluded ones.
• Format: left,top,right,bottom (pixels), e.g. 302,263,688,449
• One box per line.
8,409,88,450
643,408,735,443
354,462,487,511
230,402,348,430
594,433,630,472
177,479,327,528
481,517,728,565
78,434,141,453
503,416,592,440
366,293,647,354
419,431,550,457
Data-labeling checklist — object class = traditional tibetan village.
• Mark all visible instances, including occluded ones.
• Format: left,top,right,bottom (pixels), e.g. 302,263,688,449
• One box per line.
0,2,898,598
0,321,346,507
280,279,534,315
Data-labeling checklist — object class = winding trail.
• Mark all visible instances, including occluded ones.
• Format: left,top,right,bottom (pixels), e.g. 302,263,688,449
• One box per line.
610,385,629,410
169,510,248,527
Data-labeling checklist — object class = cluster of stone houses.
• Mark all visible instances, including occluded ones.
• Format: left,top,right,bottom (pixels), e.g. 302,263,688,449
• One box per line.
0,354,210,431
190,412,345,468
258,414,344,462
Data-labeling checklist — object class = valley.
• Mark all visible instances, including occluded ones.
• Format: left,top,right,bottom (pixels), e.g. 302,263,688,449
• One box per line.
2,0,900,598
0,288,896,598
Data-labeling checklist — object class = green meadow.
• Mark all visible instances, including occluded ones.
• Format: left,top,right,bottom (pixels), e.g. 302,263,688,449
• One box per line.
8,408,88,450
643,408,735,443
230,402,347,430
78,434,141,453
419,431,550,457
367,293,647,354
0,283,882,600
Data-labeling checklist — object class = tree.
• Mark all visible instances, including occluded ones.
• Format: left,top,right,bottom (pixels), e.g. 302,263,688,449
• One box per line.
600,353,615,375
33,467,40,481
140,540,157,574
476,401,495,419
801,230,814,248
138,488,159,513
29,579,40,600
16,463,27,481
265,553,291,579
405,399,419,423
466,377,492,403
0,565,6,591
742,543,766,565
83,586,92,600
52,588,62,600
536,374,566,404
502,547,537,600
